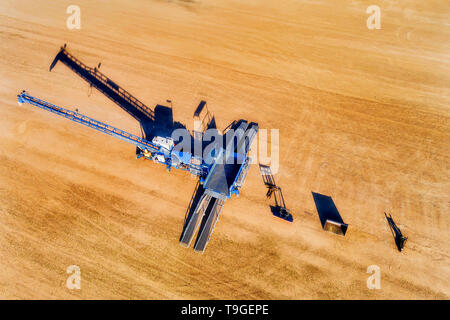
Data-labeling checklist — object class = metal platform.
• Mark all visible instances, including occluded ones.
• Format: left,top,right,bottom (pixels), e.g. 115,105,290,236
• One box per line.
194,197,225,253
179,193,213,247
180,121,258,252
204,122,258,199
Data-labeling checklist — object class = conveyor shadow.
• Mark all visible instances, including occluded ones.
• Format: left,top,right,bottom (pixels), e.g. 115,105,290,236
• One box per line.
50,45,189,141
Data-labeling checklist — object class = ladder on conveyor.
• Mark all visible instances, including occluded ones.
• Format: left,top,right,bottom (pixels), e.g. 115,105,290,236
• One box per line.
17,91,159,154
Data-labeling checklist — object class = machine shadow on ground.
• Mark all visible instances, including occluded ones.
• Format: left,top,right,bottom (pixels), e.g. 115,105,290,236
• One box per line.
312,192,348,235
385,212,408,251
49,45,188,141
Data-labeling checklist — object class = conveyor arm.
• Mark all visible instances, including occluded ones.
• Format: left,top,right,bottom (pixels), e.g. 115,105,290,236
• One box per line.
17,91,159,153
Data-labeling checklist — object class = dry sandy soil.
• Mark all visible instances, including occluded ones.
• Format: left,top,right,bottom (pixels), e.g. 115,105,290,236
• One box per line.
0,0,449,299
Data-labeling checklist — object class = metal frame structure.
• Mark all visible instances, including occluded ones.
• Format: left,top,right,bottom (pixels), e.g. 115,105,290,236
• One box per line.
17,87,258,253
18,91,158,153
259,164,293,222
16,45,260,253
